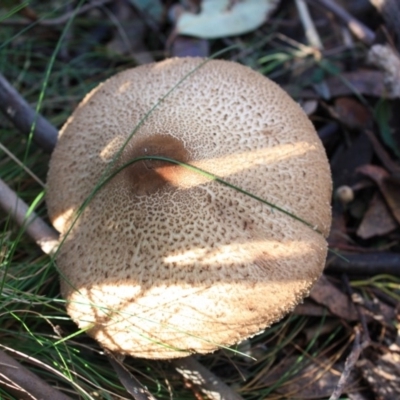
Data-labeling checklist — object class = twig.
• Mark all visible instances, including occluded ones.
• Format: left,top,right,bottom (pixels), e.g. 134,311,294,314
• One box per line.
0,72,58,153
0,178,59,254
0,348,73,400
0,142,45,187
106,353,158,400
1,0,113,26
342,274,371,340
171,356,244,400
295,0,324,49
326,251,400,276
308,0,376,45
329,326,369,399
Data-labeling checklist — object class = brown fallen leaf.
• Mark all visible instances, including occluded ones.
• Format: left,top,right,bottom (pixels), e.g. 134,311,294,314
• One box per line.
357,192,397,239
294,299,329,317
302,319,343,343
310,275,358,321
331,97,372,130
358,164,400,224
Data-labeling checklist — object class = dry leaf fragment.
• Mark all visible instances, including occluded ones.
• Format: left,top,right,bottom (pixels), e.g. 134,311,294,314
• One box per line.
332,97,372,130
358,164,400,224
310,275,358,321
357,192,397,239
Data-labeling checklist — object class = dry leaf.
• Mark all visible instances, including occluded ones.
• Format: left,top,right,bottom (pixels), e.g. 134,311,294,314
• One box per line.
357,192,397,239
310,275,358,321
358,164,400,224
332,97,372,130
294,299,328,317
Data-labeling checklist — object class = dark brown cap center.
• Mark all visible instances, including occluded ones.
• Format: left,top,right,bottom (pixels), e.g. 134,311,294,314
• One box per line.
122,134,190,196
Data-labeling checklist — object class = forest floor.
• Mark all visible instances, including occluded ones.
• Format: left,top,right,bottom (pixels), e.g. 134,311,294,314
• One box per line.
1,1,400,399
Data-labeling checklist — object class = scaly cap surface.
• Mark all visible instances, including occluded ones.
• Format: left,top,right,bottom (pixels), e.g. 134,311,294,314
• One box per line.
47,58,332,359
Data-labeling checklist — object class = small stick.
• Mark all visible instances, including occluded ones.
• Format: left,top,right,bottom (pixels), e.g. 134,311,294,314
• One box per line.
329,326,369,399
326,251,400,276
342,274,371,341
0,178,59,254
0,72,57,153
0,348,73,400
295,0,324,49
309,0,376,45
328,274,370,399
171,356,244,400
0,142,45,187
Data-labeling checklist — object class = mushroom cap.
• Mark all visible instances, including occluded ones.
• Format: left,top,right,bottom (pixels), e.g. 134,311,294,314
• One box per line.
46,58,332,359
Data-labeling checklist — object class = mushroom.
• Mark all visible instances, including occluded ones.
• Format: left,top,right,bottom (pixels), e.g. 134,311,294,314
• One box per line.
46,57,332,359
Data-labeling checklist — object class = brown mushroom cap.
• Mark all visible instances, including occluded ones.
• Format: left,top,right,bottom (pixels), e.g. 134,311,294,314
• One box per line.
46,58,332,359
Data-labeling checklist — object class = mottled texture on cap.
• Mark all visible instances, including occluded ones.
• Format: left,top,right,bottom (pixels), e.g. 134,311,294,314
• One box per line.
47,58,332,359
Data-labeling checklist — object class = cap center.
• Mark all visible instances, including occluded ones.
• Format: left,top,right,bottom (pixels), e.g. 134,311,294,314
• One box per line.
123,134,191,196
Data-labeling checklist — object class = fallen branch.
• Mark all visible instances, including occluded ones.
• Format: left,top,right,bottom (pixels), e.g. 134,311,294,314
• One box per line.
326,251,400,276
0,178,58,254
0,348,73,400
329,326,369,400
0,72,57,153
